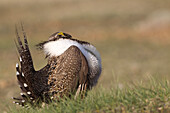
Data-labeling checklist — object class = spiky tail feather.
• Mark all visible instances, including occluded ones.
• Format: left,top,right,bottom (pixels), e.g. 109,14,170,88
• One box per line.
12,63,35,107
12,24,36,107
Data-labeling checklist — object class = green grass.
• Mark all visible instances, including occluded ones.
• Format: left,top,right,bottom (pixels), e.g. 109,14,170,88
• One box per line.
7,78,170,113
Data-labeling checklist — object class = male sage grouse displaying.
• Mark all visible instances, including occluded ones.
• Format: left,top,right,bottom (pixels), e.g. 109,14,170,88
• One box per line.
12,26,102,107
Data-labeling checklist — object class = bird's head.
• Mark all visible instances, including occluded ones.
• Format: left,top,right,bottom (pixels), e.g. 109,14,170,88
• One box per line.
48,32,72,41
36,32,72,50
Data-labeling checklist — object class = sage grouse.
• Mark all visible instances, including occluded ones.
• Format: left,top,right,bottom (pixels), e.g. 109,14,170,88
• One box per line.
12,27,102,107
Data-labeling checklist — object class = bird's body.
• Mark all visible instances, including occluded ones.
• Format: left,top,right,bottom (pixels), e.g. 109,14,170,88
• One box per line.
12,27,101,107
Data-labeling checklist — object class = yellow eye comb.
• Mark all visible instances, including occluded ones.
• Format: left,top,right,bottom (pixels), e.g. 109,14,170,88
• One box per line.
57,32,64,36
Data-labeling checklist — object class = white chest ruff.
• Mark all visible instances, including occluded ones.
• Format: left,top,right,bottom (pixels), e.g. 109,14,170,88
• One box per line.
44,39,102,86
44,39,84,57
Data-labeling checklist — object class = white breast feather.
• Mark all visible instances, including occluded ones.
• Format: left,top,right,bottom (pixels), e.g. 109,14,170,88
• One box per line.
44,39,101,64
44,39,86,57
82,44,101,66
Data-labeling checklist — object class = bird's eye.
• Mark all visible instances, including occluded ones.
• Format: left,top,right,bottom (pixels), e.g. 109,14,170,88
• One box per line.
57,32,64,37
49,32,72,41
58,35,62,37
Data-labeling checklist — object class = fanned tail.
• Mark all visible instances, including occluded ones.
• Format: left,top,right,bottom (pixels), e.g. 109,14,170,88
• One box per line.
12,62,35,107
12,25,36,107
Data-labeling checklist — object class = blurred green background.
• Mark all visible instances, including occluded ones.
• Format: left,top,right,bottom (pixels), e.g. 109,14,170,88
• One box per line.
0,0,170,111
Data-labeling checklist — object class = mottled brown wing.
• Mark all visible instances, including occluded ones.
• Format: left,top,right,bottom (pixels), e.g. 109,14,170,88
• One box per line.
48,45,89,99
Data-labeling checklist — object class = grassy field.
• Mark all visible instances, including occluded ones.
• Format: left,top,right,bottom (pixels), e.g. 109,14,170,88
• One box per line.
8,79,170,113
0,0,170,112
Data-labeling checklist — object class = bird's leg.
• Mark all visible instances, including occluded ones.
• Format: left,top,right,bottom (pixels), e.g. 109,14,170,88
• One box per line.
74,84,82,99
74,83,87,99
80,83,87,99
